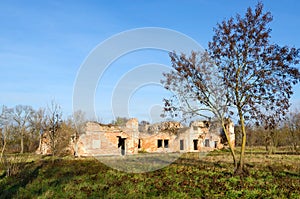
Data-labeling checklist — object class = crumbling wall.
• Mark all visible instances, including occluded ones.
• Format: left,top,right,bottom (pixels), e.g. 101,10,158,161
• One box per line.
147,121,182,134
187,120,225,151
138,121,183,153
76,119,139,156
228,121,235,148
138,120,229,153
36,132,52,155
123,118,139,154
37,118,234,156
208,119,235,148
139,132,177,153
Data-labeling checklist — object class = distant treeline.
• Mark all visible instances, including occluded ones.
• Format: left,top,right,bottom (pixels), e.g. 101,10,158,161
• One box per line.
1,102,299,155
235,110,300,153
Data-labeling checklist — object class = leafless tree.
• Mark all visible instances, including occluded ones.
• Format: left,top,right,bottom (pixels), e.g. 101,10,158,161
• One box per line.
71,110,86,157
9,105,34,154
45,100,63,157
162,51,238,168
29,108,47,152
285,110,300,152
0,106,25,177
112,117,129,126
0,106,12,160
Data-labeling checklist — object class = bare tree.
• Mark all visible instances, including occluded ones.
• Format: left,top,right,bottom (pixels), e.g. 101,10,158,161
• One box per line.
0,106,12,160
29,108,47,152
71,110,86,157
162,51,238,168
0,106,23,177
112,117,129,126
55,119,74,156
9,105,34,154
285,110,300,152
45,100,63,157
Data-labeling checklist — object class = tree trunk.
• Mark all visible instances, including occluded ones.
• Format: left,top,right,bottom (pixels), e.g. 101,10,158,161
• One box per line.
0,136,6,162
20,130,24,154
52,137,55,163
236,110,247,175
74,140,78,157
221,121,237,170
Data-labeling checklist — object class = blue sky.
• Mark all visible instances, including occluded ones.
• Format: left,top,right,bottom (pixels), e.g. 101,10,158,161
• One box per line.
1,0,300,123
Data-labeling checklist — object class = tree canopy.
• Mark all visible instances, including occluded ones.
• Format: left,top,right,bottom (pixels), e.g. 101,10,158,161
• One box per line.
162,2,300,174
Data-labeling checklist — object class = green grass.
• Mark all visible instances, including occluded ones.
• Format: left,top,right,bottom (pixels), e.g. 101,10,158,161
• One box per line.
0,149,299,198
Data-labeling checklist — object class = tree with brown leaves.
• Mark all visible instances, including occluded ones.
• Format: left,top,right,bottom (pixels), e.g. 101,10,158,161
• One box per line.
162,2,300,175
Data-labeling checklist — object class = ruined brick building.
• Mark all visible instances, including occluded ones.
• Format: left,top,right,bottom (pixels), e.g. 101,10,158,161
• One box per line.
37,118,235,156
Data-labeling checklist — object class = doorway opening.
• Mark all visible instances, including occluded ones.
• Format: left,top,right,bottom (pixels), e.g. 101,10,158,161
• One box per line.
180,140,184,150
193,139,198,150
204,139,210,147
117,136,126,155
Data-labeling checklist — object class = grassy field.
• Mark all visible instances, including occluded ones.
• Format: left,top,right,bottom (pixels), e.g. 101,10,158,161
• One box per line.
0,149,299,198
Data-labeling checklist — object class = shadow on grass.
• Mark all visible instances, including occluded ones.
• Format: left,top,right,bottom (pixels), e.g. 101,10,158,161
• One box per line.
0,158,87,199
0,171,6,179
281,171,300,178
0,161,43,199
245,151,300,155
